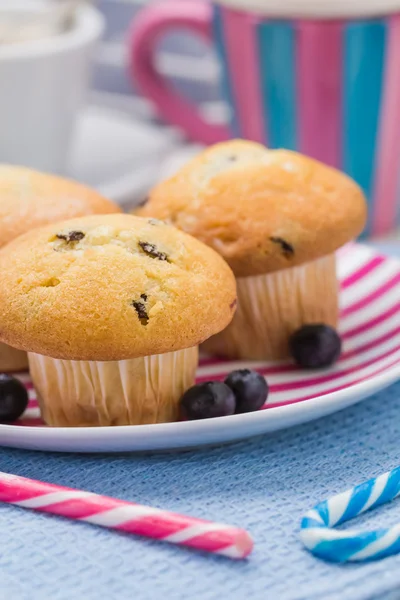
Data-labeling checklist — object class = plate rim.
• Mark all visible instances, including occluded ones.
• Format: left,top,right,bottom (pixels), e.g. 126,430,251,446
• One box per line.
0,363,399,453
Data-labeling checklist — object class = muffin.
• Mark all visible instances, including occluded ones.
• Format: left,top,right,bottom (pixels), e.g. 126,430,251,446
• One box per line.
137,140,367,360
0,165,120,371
0,214,236,426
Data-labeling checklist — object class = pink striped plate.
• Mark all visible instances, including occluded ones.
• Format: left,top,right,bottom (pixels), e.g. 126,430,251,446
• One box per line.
1,244,399,453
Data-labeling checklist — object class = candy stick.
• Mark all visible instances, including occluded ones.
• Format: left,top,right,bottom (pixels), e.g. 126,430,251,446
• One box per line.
301,466,400,562
0,472,253,559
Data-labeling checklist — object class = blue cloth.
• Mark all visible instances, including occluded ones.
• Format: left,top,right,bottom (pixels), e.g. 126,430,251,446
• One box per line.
1,245,399,600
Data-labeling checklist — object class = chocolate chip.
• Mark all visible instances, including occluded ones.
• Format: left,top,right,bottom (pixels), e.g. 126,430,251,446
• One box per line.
139,241,168,261
56,231,85,243
140,293,148,301
132,300,149,325
270,237,294,258
137,196,148,207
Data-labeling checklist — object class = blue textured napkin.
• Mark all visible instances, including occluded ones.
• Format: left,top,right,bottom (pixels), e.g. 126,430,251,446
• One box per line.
1,244,399,600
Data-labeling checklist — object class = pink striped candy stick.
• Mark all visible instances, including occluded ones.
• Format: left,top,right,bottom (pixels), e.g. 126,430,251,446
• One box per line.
0,472,253,559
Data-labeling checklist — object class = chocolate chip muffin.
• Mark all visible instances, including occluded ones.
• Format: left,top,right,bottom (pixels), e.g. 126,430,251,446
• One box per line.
0,214,236,426
137,140,367,360
0,165,120,372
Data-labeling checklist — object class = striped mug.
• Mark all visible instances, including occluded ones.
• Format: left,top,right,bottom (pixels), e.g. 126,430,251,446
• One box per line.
129,0,400,237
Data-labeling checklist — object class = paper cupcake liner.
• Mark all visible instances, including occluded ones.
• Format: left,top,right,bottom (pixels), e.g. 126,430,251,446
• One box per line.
29,347,198,427
0,342,28,372
202,254,338,360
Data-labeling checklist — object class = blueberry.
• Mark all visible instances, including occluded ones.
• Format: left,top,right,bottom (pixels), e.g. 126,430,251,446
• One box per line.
289,324,342,369
225,369,268,414
0,374,29,422
180,382,236,420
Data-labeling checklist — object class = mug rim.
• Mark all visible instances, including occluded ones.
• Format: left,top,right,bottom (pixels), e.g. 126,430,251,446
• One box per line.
0,3,104,61
216,0,400,19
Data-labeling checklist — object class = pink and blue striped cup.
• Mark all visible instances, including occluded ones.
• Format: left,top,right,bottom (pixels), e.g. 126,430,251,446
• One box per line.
129,1,400,237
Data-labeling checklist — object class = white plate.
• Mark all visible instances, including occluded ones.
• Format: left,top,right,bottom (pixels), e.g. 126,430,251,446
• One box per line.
1,244,400,453
67,102,181,209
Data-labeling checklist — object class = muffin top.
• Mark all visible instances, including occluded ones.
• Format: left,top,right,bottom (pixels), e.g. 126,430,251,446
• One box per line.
0,165,120,249
137,140,367,277
0,214,236,361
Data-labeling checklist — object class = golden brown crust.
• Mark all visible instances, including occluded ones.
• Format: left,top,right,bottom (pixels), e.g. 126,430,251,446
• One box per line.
0,165,121,248
0,214,236,361
137,141,367,277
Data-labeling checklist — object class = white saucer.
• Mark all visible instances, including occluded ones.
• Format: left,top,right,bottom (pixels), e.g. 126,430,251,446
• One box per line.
68,102,182,209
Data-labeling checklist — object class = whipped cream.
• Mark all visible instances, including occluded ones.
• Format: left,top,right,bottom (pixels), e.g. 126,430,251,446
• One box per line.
216,0,400,19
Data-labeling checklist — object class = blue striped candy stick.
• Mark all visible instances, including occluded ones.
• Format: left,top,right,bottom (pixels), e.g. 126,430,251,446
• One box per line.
300,466,400,562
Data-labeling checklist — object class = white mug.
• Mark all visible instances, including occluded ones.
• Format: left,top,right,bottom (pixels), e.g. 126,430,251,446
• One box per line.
0,1,104,174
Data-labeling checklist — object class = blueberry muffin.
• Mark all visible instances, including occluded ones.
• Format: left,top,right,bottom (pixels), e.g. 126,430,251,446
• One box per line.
137,140,367,360
0,214,236,426
0,165,120,371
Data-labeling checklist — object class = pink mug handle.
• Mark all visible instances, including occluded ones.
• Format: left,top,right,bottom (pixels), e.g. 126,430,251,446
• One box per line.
128,1,230,145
